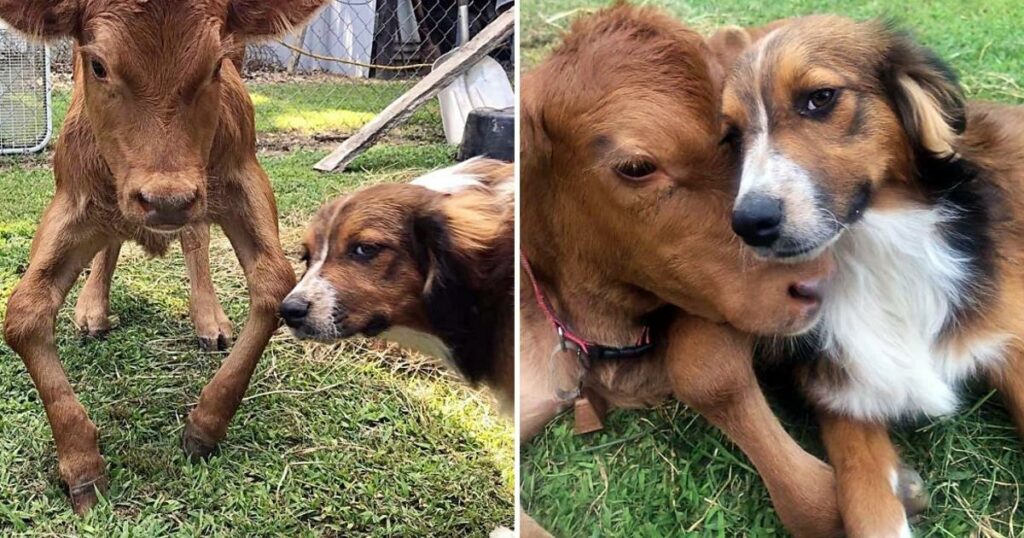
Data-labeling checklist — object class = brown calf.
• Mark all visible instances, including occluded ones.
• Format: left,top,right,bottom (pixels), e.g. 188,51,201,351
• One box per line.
0,0,327,514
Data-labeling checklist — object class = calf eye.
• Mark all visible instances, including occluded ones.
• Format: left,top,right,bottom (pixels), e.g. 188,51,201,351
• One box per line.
350,243,382,262
614,159,657,181
300,248,310,265
802,88,838,115
721,124,742,150
90,59,108,80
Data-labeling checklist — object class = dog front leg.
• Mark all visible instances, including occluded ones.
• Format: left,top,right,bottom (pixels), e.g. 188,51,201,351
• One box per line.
73,242,121,337
182,170,295,459
987,343,1024,436
5,202,106,514
664,316,843,537
818,411,911,538
181,222,233,352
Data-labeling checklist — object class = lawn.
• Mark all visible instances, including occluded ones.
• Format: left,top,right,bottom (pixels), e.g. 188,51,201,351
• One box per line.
520,1,1024,537
0,78,513,535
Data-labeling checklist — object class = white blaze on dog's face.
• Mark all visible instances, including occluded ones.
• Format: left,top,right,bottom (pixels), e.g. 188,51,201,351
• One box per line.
722,16,965,262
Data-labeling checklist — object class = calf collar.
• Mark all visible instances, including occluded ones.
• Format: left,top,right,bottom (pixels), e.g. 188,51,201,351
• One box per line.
521,253,655,363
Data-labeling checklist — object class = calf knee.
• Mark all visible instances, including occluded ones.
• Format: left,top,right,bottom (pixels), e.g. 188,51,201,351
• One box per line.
5,285,57,353
249,254,296,314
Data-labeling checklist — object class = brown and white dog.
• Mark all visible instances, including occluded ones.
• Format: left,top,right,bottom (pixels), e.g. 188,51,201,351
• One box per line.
280,158,515,411
520,5,849,537
723,16,1024,536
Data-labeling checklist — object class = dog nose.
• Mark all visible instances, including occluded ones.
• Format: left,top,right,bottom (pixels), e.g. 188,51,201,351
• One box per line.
137,189,198,229
732,194,784,247
279,296,310,327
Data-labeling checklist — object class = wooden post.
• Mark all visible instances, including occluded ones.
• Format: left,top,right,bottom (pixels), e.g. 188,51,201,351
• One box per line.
287,25,310,75
313,8,514,173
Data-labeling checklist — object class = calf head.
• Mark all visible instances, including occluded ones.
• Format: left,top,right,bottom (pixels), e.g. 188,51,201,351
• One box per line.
522,4,833,336
0,0,327,232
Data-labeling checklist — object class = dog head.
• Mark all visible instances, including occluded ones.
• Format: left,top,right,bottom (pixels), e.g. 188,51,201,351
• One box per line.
281,159,513,357
522,4,833,336
723,16,966,260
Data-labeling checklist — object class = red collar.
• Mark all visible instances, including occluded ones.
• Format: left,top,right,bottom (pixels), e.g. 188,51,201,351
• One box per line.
521,253,655,361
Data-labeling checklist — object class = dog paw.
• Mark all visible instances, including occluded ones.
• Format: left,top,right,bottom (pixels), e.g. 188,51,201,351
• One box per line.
489,527,514,538
192,306,233,352
897,466,929,518
182,420,220,462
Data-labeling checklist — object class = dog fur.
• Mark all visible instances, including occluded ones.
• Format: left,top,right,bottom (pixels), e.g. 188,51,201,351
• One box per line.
723,16,1024,536
281,158,515,410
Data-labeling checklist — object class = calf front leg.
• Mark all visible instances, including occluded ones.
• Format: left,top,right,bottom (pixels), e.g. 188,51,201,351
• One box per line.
664,316,843,538
181,223,233,351
182,171,295,459
5,200,106,514
74,243,121,337
819,411,911,538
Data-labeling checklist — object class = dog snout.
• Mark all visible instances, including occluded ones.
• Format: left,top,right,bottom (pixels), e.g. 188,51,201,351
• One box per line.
279,296,311,327
135,187,199,230
732,194,784,247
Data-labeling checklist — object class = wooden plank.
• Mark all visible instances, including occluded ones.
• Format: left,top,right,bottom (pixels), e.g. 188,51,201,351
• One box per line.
573,388,609,435
313,8,515,172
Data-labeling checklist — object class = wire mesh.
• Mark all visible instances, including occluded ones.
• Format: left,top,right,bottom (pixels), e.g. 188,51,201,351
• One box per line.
0,23,51,154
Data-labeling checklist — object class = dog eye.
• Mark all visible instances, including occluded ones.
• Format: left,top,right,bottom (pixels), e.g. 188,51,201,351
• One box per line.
803,88,837,114
90,59,108,81
350,243,382,262
614,159,657,181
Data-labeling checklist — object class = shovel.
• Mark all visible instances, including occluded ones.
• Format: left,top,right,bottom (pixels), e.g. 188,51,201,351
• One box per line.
435,0,515,145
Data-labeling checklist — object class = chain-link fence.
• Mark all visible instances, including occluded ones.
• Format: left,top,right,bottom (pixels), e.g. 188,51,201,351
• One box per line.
43,0,515,152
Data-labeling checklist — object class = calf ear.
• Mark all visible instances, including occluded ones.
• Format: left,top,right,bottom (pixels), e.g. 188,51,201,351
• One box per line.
0,0,81,40
880,23,966,159
520,79,551,175
226,0,328,39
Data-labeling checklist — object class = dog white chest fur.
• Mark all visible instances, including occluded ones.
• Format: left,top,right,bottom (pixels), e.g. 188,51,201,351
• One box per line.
807,206,1010,421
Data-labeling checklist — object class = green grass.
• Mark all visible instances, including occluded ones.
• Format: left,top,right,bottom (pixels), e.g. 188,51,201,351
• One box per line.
0,80,512,535
521,1,1024,536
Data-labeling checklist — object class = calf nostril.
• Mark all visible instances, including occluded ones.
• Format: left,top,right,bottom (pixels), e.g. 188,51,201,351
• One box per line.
180,189,198,211
279,297,311,325
135,191,153,212
732,195,784,247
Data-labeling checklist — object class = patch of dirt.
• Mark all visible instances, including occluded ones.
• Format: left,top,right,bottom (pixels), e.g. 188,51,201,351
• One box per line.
256,131,345,156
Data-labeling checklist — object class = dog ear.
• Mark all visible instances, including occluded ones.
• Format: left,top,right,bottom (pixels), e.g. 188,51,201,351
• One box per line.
879,23,966,158
0,0,81,40
410,210,488,383
226,0,328,40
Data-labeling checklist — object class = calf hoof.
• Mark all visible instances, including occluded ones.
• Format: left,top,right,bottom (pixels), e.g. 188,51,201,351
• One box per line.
897,466,929,518
67,475,109,515
182,420,220,462
192,309,233,352
197,331,232,352
74,309,112,338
